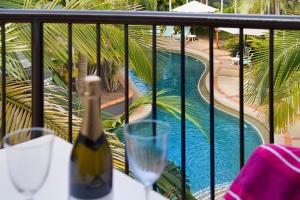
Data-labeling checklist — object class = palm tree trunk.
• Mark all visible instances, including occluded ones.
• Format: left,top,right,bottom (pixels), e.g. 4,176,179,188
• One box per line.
76,52,88,95
221,0,223,13
275,0,280,14
271,0,280,14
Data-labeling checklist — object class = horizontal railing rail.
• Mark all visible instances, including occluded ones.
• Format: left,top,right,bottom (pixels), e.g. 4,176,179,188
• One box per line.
0,10,299,28
0,9,295,199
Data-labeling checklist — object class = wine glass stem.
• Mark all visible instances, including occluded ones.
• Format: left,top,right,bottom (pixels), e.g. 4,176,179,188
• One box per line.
23,193,33,200
145,186,151,200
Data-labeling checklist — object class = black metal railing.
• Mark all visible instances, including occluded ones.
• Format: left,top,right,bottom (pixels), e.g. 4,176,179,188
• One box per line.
1,9,300,200
208,27,215,198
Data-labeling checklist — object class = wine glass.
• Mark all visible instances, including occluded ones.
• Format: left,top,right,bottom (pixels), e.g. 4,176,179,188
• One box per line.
3,127,55,200
124,120,169,200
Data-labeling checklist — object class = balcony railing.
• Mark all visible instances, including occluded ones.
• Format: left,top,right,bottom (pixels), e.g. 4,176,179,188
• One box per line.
1,9,300,200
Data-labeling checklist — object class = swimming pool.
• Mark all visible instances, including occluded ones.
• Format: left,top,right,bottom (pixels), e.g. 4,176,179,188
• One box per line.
129,51,262,193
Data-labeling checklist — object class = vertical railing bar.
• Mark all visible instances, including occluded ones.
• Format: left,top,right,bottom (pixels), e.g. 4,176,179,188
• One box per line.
1,23,6,144
239,27,245,168
96,23,101,77
124,24,129,175
152,24,157,190
152,25,157,121
209,27,215,200
31,20,44,128
180,25,186,200
68,23,73,143
269,29,274,144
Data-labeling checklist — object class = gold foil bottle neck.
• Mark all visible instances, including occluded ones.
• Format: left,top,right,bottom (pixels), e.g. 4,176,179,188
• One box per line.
81,75,102,141
83,76,101,96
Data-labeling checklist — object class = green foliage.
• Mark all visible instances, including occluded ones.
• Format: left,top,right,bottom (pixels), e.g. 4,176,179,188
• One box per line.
218,31,232,41
0,0,207,198
132,0,157,10
223,35,265,57
223,36,247,57
158,161,196,200
245,36,268,60
6,0,154,84
100,59,121,92
286,0,300,14
0,78,82,140
106,90,208,138
194,27,207,36
209,0,234,13
156,0,185,11
104,90,203,199
245,30,300,133
239,0,287,14
223,36,240,57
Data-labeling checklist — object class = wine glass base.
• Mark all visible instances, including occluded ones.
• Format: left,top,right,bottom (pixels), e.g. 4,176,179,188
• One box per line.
145,186,151,200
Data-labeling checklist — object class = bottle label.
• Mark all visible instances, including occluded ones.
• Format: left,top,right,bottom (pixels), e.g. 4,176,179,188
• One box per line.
76,133,105,150
70,191,113,200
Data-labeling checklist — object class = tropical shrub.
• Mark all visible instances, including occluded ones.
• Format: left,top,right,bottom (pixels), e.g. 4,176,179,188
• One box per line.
223,36,240,56
223,36,251,57
156,0,185,11
100,59,121,92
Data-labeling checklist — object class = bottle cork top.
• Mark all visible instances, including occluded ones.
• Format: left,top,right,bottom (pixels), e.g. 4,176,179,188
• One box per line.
83,75,101,96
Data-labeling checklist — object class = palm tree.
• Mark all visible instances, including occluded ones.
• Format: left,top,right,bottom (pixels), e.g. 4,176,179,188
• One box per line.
236,0,300,134
239,0,286,14
0,0,153,134
0,0,204,199
245,31,300,134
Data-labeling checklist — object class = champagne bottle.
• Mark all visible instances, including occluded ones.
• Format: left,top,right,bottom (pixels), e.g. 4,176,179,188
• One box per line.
70,76,113,200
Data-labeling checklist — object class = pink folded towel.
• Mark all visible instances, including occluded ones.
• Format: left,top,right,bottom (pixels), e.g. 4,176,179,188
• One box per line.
224,144,300,200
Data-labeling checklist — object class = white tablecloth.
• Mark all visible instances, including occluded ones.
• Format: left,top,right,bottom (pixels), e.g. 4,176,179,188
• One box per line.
0,137,167,200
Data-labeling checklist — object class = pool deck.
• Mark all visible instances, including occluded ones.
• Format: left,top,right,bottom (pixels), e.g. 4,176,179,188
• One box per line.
160,36,273,143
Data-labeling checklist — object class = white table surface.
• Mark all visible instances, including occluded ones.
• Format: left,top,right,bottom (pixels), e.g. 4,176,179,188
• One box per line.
0,137,167,200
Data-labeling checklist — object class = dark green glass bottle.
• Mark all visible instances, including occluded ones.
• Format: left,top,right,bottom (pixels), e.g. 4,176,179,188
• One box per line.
70,76,113,200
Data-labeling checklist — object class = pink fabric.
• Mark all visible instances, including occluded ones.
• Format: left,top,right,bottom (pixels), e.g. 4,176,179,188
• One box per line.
224,144,300,200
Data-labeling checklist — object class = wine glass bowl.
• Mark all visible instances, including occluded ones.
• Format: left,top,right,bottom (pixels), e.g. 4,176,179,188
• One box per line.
124,120,169,199
3,128,55,199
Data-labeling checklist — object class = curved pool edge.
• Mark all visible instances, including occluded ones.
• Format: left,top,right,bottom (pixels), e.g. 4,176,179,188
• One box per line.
163,49,268,144
196,54,268,144
197,56,268,144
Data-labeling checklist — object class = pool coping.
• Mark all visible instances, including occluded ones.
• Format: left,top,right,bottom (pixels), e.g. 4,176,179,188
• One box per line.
164,49,268,144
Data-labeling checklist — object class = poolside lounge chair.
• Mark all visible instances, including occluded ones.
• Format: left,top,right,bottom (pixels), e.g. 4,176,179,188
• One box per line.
230,47,252,65
173,26,196,41
236,47,252,57
230,53,254,67
243,53,253,67
162,26,175,38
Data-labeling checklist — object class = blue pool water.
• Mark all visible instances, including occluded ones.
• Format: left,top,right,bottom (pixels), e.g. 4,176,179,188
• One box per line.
129,52,262,193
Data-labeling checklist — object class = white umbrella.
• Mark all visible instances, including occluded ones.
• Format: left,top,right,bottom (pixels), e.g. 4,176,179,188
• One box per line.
217,27,268,36
173,1,217,13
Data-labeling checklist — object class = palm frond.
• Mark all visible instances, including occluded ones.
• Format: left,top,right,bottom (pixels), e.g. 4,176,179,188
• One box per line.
245,30,300,132
239,0,286,14
106,90,208,139
158,161,196,200
0,78,125,170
